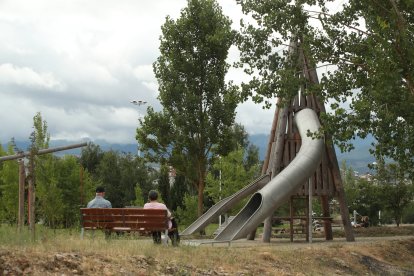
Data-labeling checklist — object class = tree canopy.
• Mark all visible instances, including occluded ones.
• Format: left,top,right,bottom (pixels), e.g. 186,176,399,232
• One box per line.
136,0,239,216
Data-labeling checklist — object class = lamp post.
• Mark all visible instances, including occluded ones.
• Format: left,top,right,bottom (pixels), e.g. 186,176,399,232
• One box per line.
217,155,222,227
130,100,148,156
130,100,147,106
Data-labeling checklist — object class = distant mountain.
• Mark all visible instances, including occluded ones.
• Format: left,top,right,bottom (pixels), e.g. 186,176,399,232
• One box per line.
2,135,376,174
249,134,375,174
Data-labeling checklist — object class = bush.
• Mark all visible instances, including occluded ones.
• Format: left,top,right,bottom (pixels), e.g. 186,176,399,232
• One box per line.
175,194,198,227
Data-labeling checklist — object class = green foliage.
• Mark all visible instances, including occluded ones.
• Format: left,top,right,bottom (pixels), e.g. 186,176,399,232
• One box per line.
170,173,190,211
175,194,198,227
205,148,259,204
80,142,103,175
36,163,64,228
157,165,171,207
96,151,122,207
0,144,19,224
133,185,144,207
137,0,239,216
375,161,414,226
402,202,414,224
56,156,87,227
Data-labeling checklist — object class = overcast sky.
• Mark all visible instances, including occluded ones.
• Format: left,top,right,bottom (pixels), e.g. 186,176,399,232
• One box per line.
0,0,275,145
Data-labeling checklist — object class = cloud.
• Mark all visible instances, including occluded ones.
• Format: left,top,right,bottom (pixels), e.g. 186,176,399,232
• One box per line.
0,0,274,146
0,63,64,90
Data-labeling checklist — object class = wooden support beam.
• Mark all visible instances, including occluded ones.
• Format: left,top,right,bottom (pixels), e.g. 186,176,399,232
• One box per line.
18,160,25,232
0,142,87,162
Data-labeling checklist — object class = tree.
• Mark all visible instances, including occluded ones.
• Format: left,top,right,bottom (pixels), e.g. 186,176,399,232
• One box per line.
118,153,149,206
236,0,414,177
0,144,19,224
169,173,190,211
341,161,359,212
205,148,259,207
96,151,122,207
376,161,414,227
136,0,238,216
133,185,144,206
56,155,87,227
80,142,103,176
30,112,60,227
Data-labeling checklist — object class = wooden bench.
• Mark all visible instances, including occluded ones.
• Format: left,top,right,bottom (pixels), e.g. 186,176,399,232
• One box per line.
80,208,169,244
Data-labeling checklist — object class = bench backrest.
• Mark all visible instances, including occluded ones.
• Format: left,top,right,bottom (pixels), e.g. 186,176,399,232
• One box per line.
80,208,168,231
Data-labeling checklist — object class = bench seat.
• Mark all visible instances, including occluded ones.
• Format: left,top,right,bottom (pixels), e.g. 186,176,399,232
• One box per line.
80,208,169,244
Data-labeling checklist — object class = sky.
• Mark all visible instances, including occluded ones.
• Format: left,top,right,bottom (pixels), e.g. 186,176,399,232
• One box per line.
0,0,275,145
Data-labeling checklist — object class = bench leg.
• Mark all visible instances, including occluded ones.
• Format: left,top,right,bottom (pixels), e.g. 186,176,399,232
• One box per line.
80,228,84,240
163,230,169,246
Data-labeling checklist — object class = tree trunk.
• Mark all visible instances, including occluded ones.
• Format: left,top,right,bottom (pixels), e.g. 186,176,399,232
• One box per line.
197,177,205,217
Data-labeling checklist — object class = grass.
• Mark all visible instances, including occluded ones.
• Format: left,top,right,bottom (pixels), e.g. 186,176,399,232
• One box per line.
1,224,414,275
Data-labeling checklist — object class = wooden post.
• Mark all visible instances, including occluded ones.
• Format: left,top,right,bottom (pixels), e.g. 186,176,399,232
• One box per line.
301,47,355,242
28,153,35,241
0,142,87,241
18,159,25,232
262,106,289,242
290,197,294,242
247,100,281,241
308,182,312,243
321,195,333,240
80,166,84,206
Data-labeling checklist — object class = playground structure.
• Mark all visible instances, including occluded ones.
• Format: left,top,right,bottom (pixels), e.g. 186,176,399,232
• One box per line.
182,42,355,243
0,142,87,240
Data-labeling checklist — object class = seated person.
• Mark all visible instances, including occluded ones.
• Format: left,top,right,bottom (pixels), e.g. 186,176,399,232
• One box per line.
87,186,112,208
143,190,180,245
87,186,112,238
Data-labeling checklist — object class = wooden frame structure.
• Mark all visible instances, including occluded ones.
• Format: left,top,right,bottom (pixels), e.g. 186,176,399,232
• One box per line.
0,142,87,240
259,44,355,242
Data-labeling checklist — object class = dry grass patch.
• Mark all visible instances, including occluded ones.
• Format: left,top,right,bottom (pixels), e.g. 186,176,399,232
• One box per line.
1,225,414,275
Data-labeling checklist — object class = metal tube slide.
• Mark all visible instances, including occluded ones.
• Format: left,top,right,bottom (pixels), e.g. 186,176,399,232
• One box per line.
181,174,270,235
215,108,323,241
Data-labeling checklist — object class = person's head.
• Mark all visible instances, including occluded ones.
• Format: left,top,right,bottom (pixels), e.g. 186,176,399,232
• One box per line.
95,186,105,196
148,190,158,202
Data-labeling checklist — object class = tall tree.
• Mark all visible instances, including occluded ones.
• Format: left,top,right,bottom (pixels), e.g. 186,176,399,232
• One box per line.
80,142,103,176
30,112,57,228
376,161,414,227
236,0,414,177
205,148,259,206
56,155,85,227
96,151,122,207
0,144,19,224
136,0,238,216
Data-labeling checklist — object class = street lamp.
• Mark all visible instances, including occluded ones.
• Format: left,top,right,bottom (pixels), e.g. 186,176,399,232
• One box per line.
130,100,147,106
130,100,148,156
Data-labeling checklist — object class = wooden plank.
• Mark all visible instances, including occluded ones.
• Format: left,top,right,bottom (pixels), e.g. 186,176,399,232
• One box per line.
81,208,166,216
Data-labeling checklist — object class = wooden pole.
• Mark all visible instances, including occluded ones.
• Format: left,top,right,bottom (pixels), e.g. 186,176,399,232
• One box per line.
247,99,281,241
321,195,333,240
262,106,289,242
80,166,84,206
0,142,87,241
28,153,35,241
18,159,25,232
301,48,355,242
0,142,87,162
308,181,313,243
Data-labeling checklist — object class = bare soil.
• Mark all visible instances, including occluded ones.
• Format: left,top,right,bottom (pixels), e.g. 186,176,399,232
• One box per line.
1,227,414,275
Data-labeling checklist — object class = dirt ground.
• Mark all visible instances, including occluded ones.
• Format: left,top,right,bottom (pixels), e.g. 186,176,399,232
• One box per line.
1,233,414,275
